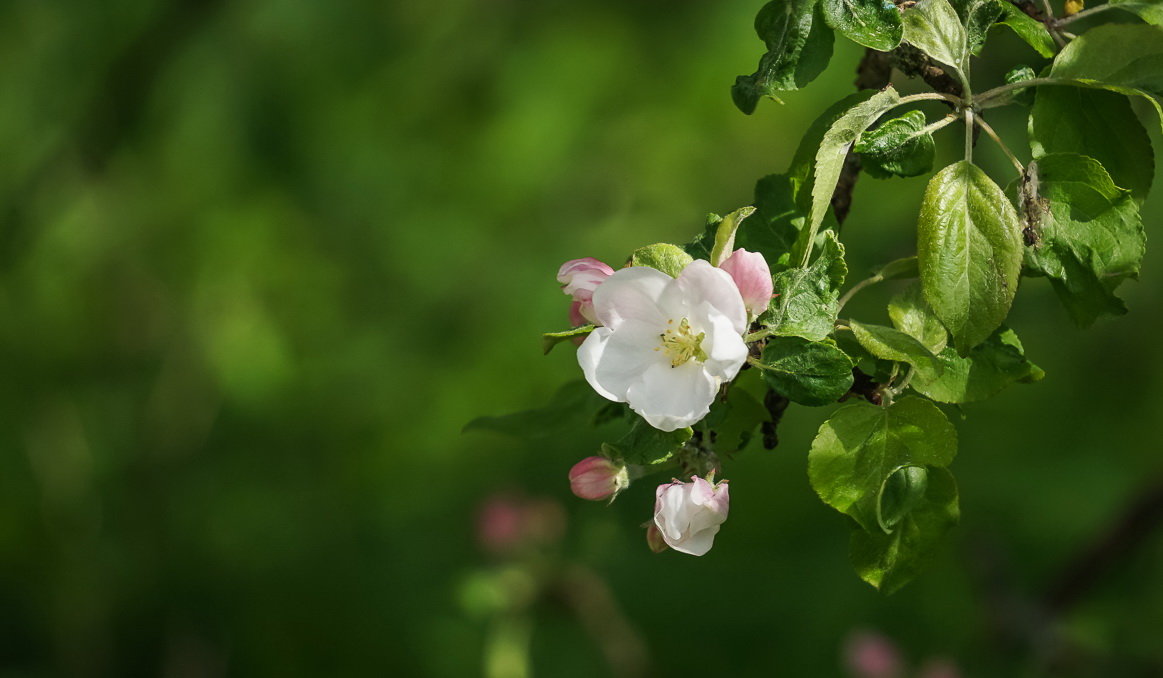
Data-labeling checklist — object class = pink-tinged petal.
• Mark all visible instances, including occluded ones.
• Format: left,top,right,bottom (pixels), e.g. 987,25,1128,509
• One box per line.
660,260,747,334
719,248,774,317
569,300,589,327
558,257,615,286
591,266,671,330
626,360,717,431
689,476,716,504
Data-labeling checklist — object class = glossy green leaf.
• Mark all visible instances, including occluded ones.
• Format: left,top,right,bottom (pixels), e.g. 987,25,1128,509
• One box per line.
733,0,836,114
917,161,1023,355
887,282,948,354
850,466,959,593
950,0,1004,55
854,110,936,179
603,419,693,466
704,382,770,454
756,336,854,406
1004,65,1038,107
709,206,758,267
901,0,968,81
821,0,903,51
995,3,1056,58
736,174,806,271
911,327,1044,403
1044,24,1163,126
1107,0,1163,25
808,396,957,533
798,88,902,265
763,231,848,340
1022,154,1145,326
629,242,694,278
541,325,594,354
1029,87,1155,202
849,320,942,379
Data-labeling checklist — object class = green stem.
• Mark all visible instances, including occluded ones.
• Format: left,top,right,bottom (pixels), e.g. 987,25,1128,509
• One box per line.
964,108,975,164
744,328,771,343
975,77,1075,108
921,114,959,136
838,273,884,311
974,115,1025,176
1055,3,1117,26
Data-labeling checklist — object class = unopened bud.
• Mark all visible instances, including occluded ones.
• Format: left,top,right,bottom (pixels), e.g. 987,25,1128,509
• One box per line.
568,456,629,501
557,258,614,325
718,248,774,319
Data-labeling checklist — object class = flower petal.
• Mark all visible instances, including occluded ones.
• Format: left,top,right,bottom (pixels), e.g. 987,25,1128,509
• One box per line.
591,266,671,330
591,319,667,401
626,360,717,431
661,260,747,335
700,309,749,382
577,328,619,401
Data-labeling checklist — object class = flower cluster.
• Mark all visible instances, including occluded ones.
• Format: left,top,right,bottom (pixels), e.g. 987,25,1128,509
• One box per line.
558,249,772,555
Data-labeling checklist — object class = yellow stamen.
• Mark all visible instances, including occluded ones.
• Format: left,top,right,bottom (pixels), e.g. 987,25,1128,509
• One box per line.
658,317,707,368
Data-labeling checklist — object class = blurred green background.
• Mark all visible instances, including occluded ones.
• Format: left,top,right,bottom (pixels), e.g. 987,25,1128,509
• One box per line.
1,0,1161,676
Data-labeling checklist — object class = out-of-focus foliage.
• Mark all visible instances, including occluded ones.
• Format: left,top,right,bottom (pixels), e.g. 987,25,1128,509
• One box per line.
0,0,1161,676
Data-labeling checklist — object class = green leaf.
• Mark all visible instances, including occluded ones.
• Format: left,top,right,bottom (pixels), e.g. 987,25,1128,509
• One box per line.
808,396,957,533
1107,0,1163,25
917,161,1023,355
603,418,693,466
1022,153,1145,326
763,230,848,340
911,327,1044,403
850,466,959,593
901,0,968,81
709,206,758,266
464,380,609,440
950,0,1004,55
1004,65,1038,107
854,110,936,179
995,3,1056,58
821,0,903,51
629,243,694,278
541,325,594,354
798,88,902,266
1029,87,1155,202
740,174,805,271
704,383,770,454
876,256,920,281
756,336,854,406
1044,24,1163,126
849,320,942,379
733,0,836,114
887,282,948,354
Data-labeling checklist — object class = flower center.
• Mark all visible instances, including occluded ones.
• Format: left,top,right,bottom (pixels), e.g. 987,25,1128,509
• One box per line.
656,317,707,368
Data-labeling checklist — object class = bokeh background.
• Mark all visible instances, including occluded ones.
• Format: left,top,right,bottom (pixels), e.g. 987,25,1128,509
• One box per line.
1,1,1160,676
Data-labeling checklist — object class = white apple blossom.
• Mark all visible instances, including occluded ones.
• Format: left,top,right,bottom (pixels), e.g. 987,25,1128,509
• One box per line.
576,259,748,431
653,476,730,556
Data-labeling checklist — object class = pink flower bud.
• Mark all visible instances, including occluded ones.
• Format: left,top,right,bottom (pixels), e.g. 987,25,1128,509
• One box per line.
568,456,629,501
557,258,614,325
653,476,729,556
718,248,773,318
645,522,669,553
843,631,903,678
